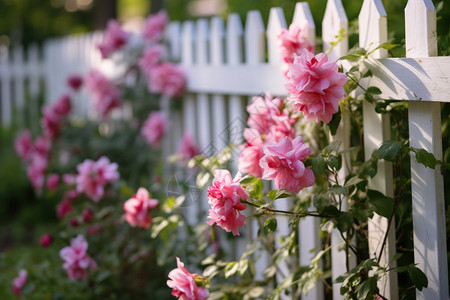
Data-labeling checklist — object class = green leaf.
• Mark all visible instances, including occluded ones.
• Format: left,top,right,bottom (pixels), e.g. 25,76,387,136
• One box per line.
328,108,341,136
414,148,437,169
339,48,367,61
329,185,347,195
357,276,378,299
322,205,339,217
224,261,239,278
240,175,257,185
327,155,341,170
407,266,428,291
336,212,353,232
312,156,326,175
367,86,382,95
378,140,401,162
267,189,292,201
344,176,364,188
368,189,394,218
248,178,263,199
264,218,277,235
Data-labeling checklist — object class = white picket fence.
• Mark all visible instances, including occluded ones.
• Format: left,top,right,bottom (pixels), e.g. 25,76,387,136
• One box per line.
1,0,449,299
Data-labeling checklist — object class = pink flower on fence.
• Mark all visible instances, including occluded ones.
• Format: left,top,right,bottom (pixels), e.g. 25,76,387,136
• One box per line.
76,156,119,201
60,234,97,281
141,111,169,148
42,106,61,139
53,94,72,116
15,130,33,162
27,154,48,191
167,257,209,300
143,11,168,43
67,74,83,91
40,233,52,248
207,169,249,236
286,49,347,123
260,136,314,193
178,131,199,162
85,69,122,117
57,197,72,219
46,173,59,190
123,187,158,228
278,24,314,65
12,269,27,296
238,128,265,178
98,19,129,59
139,45,164,77
148,62,186,97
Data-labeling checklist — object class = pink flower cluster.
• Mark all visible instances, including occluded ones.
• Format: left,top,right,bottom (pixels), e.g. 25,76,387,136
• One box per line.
76,156,119,201
278,24,314,76
207,170,249,236
41,94,72,139
167,257,209,300
260,136,314,193
98,20,129,59
139,45,163,77
286,49,347,123
123,187,158,228
143,11,168,43
141,111,169,148
238,93,297,178
60,235,97,280
12,269,27,296
177,131,199,162
85,69,121,117
147,62,186,97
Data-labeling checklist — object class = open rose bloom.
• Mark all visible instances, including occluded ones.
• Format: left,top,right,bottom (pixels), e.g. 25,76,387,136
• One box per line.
148,62,186,97
286,49,347,123
85,69,122,117
143,11,168,43
260,136,315,193
12,269,27,296
123,187,158,228
167,257,209,300
207,169,249,236
76,156,119,201
60,235,97,280
97,19,129,59
141,111,169,148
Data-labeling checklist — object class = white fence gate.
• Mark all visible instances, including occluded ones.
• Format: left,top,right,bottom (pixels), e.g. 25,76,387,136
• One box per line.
0,0,449,299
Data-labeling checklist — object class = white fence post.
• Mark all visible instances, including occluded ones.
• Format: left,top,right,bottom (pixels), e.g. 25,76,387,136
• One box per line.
0,46,11,128
405,0,449,299
359,0,398,299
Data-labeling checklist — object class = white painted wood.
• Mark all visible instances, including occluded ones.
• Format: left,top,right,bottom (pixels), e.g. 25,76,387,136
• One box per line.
13,47,25,127
27,45,41,128
244,11,266,65
267,7,287,65
292,2,316,47
359,1,398,299
0,46,11,127
322,0,348,61
361,57,450,102
406,1,448,299
167,21,181,61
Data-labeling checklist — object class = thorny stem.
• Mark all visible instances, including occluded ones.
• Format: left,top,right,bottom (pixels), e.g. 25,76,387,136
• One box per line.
242,200,324,218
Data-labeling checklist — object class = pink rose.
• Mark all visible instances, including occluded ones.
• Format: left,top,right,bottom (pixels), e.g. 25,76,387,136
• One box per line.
286,50,347,123
123,187,158,228
57,197,72,219
148,62,186,97
40,233,52,248
15,130,34,162
238,129,265,178
177,131,199,162
12,269,27,296
76,156,119,201
34,136,51,158
46,173,59,190
207,169,249,236
59,234,97,280
67,74,83,91
52,94,72,116
41,106,61,139
260,136,315,193
143,11,168,43
278,24,315,65
141,111,169,148
82,209,94,223
97,19,129,59
27,154,48,191
167,257,209,300
85,70,122,117
139,45,164,77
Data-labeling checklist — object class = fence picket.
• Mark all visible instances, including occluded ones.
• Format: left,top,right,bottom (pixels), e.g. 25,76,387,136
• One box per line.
322,0,348,61
359,1,398,299
0,47,11,128
12,47,25,127
405,1,448,299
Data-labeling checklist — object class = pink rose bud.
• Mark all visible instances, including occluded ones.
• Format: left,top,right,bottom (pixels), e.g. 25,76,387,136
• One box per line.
46,173,59,190
82,209,94,223
69,218,79,227
40,233,52,248
67,74,83,91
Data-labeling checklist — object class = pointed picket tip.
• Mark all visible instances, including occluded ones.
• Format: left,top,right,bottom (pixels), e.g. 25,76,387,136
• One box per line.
267,7,287,64
405,0,437,57
292,2,316,47
322,0,348,61
227,13,244,65
358,0,388,58
245,10,265,64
